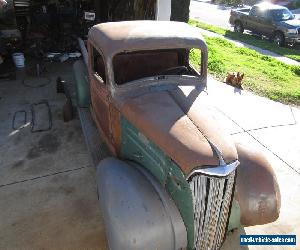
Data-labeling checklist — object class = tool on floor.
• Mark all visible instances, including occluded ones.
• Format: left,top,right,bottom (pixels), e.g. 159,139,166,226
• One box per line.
12,110,27,130
31,101,52,132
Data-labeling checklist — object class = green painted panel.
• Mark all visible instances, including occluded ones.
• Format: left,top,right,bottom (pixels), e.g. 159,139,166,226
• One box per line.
121,117,194,249
73,60,90,108
228,199,241,231
165,158,195,249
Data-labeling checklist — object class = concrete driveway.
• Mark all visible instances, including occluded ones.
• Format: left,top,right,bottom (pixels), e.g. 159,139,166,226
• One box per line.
201,77,300,249
0,62,108,249
0,62,299,249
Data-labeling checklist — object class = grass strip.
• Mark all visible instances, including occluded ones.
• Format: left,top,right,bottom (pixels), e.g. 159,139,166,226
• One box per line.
189,19,300,62
190,35,300,105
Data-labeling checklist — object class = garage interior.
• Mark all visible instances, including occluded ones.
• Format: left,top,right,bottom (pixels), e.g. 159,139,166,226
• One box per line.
0,0,191,248
0,0,161,79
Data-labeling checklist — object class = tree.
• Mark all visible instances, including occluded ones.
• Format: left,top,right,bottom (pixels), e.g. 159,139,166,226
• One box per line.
171,0,191,22
94,0,190,23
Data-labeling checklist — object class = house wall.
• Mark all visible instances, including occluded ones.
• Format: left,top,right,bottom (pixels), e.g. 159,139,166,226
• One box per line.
156,0,171,20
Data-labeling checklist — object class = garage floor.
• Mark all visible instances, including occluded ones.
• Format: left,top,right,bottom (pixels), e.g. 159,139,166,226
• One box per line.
0,61,107,249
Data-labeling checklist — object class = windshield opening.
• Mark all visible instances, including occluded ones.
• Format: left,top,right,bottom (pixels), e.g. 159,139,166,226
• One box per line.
271,9,294,21
112,48,200,85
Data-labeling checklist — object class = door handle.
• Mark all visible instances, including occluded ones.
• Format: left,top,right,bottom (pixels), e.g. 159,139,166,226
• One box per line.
133,152,143,159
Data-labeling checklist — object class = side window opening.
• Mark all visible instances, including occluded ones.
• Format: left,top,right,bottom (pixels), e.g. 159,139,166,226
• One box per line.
250,7,258,16
257,9,268,18
93,48,106,83
189,48,202,71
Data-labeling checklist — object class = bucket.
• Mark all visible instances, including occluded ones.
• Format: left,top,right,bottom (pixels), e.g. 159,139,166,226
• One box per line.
12,53,25,68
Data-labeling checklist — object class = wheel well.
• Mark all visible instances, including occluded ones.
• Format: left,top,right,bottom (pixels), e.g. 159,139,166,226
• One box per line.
273,30,284,38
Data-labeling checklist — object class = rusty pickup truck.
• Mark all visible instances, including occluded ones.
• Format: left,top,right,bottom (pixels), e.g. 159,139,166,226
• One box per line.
73,21,281,250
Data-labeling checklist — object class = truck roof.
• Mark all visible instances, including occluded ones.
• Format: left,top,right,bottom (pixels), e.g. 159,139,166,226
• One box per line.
254,2,287,10
88,21,206,58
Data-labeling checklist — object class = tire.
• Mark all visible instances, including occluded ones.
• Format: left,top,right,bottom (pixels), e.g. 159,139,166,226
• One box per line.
273,32,285,47
234,21,244,33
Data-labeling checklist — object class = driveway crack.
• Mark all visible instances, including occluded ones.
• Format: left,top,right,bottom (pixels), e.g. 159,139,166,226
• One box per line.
215,106,300,175
0,165,91,189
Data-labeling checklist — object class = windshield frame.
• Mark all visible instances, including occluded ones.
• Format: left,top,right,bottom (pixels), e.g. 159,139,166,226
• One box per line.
109,47,207,93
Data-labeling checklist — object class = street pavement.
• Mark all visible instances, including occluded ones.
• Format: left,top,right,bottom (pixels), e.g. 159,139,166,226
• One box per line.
190,0,233,29
190,0,300,28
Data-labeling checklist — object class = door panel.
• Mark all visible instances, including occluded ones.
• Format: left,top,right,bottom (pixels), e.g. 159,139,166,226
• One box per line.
248,8,273,36
248,7,262,34
90,72,110,142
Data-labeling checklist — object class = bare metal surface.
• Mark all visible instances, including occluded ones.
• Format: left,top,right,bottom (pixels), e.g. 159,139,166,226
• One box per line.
88,21,208,89
189,172,235,250
96,158,187,250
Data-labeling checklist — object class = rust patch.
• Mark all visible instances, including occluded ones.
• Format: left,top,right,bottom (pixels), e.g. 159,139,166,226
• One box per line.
109,104,121,155
235,143,281,226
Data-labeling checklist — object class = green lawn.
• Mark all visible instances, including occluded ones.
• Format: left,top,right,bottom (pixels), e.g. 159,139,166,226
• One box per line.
190,36,300,105
189,19,300,62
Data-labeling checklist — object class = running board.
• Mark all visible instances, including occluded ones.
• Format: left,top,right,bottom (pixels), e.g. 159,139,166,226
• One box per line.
78,107,110,167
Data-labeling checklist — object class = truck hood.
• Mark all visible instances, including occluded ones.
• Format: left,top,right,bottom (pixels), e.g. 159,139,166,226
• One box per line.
280,19,300,28
121,87,238,175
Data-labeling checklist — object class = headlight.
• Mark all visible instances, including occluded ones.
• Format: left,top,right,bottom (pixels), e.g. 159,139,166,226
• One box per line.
287,29,297,34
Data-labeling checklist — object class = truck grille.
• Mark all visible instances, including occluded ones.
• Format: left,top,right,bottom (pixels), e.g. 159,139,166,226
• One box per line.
189,171,236,250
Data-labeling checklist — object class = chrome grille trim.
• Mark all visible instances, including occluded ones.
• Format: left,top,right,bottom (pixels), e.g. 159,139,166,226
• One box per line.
189,170,236,250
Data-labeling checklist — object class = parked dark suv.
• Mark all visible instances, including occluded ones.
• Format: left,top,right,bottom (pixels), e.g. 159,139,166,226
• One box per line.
230,3,300,46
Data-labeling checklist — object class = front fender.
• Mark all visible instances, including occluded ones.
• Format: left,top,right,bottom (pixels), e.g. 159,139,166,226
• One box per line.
96,157,187,250
73,59,90,108
233,143,281,227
